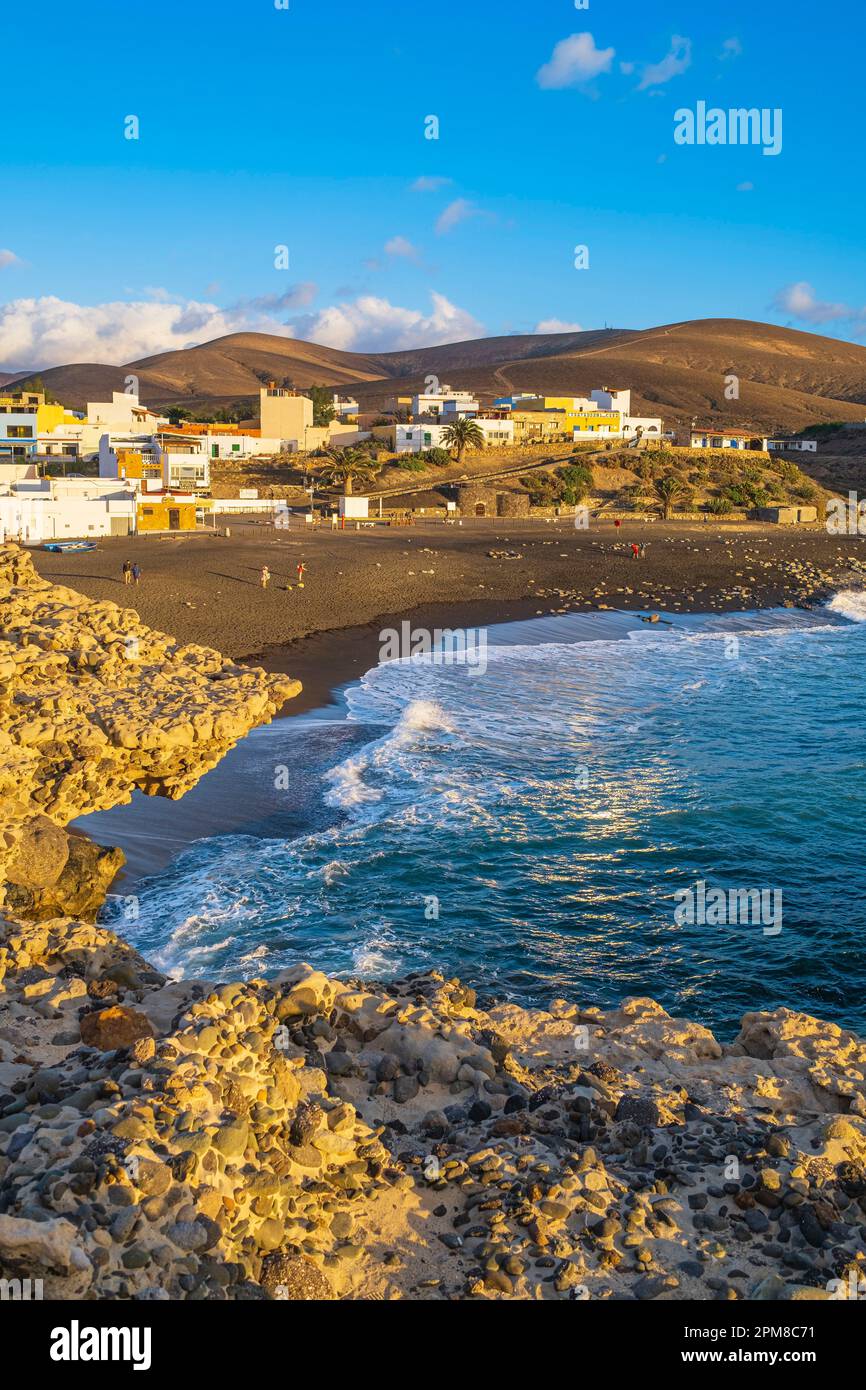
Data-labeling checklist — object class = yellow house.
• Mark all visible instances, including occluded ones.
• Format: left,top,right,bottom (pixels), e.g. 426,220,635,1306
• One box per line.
136,496,197,532
115,449,162,482
36,402,83,432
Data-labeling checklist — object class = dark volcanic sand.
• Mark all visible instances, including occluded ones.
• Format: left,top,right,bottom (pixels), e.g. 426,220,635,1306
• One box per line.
33,517,866,711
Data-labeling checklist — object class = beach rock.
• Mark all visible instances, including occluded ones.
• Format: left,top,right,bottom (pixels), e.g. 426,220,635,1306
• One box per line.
80,1005,155,1051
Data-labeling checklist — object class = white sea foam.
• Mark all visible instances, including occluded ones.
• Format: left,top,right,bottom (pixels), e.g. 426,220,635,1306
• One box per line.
826,588,866,623
325,698,455,812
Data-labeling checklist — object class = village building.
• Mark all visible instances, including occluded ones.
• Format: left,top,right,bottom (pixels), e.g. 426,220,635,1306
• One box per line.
259,385,314,449
689,427,769,450
767,437,818,453
0,475,137,542
409,387,479,419
332,394,360,419
395,418,514,453
457,483,530,518
136,492,198,533
754,505,819,524
494,387,662,441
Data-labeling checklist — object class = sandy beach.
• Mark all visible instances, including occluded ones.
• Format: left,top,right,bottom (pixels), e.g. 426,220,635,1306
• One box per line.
32,518,866,712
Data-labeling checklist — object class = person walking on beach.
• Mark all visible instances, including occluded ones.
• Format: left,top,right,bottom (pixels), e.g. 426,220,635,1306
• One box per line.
614,518,622,531
630,542,640,559
131,562,142,586
639,543,647,559
296,561,306,588
260,565,271,590
122,560,132,586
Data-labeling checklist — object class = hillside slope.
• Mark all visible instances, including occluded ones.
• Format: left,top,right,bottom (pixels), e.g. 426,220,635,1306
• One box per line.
6,319,866,435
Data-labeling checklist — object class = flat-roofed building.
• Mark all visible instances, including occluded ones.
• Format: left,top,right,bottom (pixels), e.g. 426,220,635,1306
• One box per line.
259,386,314,448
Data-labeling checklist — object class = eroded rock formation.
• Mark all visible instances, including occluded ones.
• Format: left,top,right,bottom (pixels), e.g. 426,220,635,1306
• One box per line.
0,544,300,918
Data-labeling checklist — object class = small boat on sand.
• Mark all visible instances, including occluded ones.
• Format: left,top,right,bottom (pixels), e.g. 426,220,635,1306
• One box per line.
42,540,97,553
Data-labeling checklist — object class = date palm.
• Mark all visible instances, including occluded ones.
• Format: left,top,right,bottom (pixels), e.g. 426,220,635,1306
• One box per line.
318,447,377,496
653,474,686,520
440,417,485,464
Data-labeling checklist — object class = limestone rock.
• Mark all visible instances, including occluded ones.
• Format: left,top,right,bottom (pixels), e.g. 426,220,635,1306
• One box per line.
80,1004,156,1050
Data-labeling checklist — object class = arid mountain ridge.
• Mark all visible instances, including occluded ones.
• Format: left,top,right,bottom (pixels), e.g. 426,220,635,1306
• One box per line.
6,318,866,435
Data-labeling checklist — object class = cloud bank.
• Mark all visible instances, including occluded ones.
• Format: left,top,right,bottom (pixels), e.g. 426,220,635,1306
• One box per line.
0,290,484,368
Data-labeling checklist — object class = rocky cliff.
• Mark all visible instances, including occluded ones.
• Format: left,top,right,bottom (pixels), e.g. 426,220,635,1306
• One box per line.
0,544,300,918
0,915,865,1301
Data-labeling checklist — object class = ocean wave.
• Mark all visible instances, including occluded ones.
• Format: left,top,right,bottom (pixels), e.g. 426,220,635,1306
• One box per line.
826,588,866,623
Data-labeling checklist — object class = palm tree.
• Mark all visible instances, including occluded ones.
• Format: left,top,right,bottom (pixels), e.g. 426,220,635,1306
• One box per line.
653,473,686,520
440,417,485,464
318,447,377,496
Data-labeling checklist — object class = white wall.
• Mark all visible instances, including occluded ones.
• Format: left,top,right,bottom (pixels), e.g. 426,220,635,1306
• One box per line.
591,388,632,416
768,439,817,453
204,434,282,459
0,492,135,542
396,419,513,453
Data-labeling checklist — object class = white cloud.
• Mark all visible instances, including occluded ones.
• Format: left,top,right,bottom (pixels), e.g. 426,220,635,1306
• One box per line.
411,176,452,192
0,296,283,369
435,198,485,235
771,281,853,326
534,319,583,334
720,37,743,60
0,250,23,270
0,289,484,369
536,33,615,90
384,235,421,261
637,35,692,90
288,292,484,353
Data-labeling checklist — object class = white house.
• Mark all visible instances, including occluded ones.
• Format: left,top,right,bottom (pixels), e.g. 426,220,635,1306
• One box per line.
99,432,211,491
87,391,167,433
0,476,136,542
410,386,479,419
690,428,769,450
396,418,514,453
767,437,818,453
332,395,360,419
199,432,283,460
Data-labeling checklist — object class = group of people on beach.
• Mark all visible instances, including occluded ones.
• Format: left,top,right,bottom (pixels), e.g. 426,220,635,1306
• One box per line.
260,561,307,591
121,560,142,586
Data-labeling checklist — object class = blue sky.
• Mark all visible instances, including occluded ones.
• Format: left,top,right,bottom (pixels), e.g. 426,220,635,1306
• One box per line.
2,0,865,369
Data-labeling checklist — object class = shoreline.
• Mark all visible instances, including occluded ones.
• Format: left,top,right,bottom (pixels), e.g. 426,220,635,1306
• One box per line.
31,521,866,688
3,541,866,1303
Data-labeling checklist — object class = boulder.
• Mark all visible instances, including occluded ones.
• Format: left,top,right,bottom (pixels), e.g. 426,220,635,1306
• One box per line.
80,1005,155,1051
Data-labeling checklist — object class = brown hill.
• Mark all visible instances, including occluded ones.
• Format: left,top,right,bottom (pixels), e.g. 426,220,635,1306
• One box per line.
6,319,866,435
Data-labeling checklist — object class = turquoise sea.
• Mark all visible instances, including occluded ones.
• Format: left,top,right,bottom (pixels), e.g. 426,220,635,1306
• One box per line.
89,590,866,1038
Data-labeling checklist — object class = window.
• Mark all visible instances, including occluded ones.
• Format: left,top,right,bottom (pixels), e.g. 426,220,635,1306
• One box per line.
232,444,240,452
7,425,33,438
